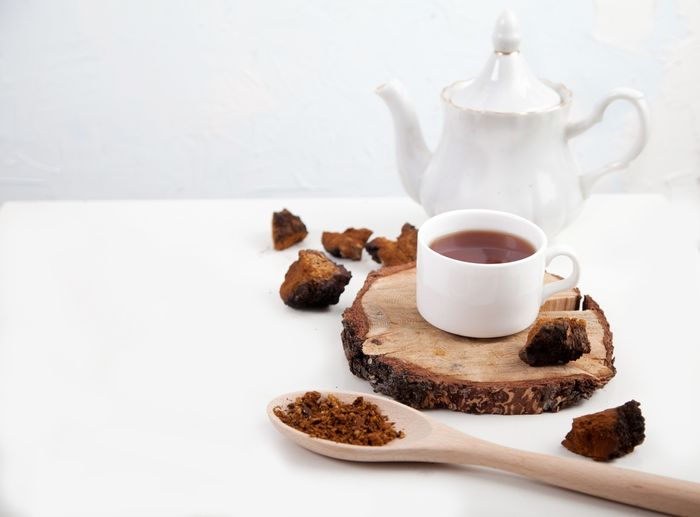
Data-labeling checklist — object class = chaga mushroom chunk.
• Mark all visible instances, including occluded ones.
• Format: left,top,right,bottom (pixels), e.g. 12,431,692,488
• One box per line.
279,250,351,309
562,400,645,461
272,209,308,250
365,223,418,267
519,317,590,366
321,228,373,260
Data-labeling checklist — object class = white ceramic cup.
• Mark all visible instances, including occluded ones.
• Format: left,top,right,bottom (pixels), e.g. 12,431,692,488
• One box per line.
416,209,580,338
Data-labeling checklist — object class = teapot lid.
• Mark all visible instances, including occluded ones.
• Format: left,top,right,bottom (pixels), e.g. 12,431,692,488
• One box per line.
447,10,561,113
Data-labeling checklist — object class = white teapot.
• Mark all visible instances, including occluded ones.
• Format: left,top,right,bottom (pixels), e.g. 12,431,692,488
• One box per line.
376,10,649,236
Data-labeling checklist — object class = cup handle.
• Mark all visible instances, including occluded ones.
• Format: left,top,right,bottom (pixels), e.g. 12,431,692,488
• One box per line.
541,245,580,305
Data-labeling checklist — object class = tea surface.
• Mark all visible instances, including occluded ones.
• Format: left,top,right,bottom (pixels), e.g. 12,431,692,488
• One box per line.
430,230,535,264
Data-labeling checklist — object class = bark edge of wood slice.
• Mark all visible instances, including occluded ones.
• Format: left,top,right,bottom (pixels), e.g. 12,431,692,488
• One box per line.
341,263,615,415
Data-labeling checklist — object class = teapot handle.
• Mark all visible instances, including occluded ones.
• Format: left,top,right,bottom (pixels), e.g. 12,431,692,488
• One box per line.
565,88,649,198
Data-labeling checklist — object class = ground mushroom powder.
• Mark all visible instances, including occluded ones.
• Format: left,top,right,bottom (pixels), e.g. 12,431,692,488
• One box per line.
274,391,405,446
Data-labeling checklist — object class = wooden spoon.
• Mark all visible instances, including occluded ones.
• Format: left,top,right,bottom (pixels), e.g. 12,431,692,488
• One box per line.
268,390,700,516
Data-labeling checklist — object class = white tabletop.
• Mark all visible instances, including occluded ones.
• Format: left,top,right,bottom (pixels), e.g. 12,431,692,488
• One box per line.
0,195,698,517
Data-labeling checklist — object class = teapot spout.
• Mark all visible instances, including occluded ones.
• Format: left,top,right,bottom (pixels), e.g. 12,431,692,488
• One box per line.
376,80,431,203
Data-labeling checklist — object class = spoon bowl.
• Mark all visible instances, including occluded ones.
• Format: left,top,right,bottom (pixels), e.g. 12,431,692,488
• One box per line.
267,390,435,462
268,390,700,516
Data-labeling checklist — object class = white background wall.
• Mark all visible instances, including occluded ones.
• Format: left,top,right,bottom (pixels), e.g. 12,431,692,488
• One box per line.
0,0,698,201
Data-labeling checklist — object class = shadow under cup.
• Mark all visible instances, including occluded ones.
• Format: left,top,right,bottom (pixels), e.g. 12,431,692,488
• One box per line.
416,209,551,338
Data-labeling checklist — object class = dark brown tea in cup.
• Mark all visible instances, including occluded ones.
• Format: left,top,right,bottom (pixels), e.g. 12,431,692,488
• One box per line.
430,230,536,264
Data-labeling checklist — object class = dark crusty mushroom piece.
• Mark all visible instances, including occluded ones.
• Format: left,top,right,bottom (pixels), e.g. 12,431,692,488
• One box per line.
562,400,645,461
519,317,590,366
272,209,308,250
365,223,417,267
279,250,351,309
322,228,373,260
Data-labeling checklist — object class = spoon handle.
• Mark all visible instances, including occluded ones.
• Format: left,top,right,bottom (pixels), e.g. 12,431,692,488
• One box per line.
461,439,700,516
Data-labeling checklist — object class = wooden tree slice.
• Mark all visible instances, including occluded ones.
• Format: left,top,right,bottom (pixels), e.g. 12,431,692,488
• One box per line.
341,263,615,415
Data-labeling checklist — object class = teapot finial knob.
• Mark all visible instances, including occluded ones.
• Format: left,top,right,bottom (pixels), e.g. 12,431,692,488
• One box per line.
492,9,520,54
